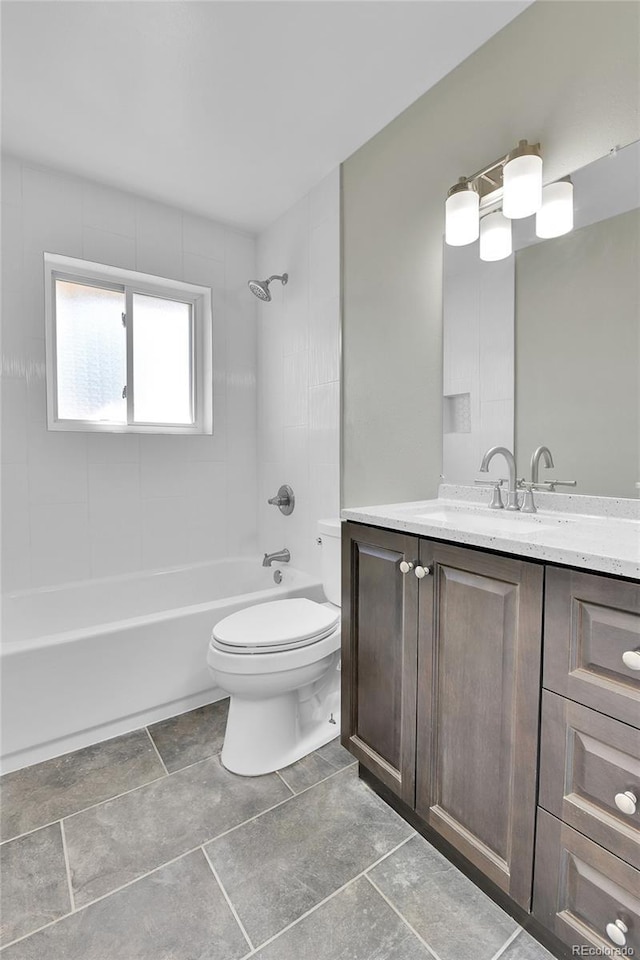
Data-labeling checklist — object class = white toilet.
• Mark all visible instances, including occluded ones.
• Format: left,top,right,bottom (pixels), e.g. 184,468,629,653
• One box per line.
207,519,342,776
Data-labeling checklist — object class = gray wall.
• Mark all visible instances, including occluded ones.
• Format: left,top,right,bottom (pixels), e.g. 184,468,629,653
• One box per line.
342,1,640,507
515,209,639,499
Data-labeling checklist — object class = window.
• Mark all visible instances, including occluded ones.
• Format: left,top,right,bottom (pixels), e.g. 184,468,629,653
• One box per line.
44,254,213,434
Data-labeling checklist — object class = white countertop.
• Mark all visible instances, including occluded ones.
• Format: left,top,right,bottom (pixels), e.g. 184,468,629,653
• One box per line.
341,486,640,580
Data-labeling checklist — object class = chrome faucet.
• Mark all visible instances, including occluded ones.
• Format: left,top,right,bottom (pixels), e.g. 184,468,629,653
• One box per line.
262,548,291,567
479,446,520,511
530,445,554,484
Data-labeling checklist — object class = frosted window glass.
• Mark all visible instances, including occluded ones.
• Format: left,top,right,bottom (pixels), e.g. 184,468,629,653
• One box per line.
132,294,193,424
55,280,126,422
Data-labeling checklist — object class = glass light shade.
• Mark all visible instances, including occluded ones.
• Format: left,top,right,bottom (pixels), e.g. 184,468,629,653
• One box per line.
535,180,574,238
445,189,480,246
502,153,543,219
479,211,512,262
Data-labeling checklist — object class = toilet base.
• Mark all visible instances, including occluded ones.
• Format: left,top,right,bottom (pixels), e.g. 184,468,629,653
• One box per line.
220,665,341,777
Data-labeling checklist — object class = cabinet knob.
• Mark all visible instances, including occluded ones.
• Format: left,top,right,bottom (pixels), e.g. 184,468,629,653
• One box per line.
399,561,414,575
614,791,637,816
622,648,640,671
414,565,431,579
605,919,628,947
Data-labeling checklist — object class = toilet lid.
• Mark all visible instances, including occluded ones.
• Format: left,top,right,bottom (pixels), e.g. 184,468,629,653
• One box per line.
212,598,340,652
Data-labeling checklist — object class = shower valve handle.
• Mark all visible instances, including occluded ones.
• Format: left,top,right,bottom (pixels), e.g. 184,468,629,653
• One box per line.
267,484,295,516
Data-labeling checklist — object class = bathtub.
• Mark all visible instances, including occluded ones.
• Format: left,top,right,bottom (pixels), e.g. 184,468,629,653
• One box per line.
0,559,323,773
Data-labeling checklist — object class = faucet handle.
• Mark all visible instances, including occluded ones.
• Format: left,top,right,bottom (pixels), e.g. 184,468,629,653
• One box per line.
474,478,505,510
533,479,577,492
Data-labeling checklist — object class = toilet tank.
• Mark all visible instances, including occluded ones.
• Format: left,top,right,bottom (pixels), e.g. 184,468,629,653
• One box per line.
318,519,342,607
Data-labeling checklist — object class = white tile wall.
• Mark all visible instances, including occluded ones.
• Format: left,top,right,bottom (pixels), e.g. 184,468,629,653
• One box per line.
1,156,258,590
256,169,341,579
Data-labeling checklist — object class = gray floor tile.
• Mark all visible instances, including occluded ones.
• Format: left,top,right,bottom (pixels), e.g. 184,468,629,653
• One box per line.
64,754,290,907
147,698,229,773
0,730,165,842
205,765,414,947
368,835,518,960
277,751,335,794
315,737,357,770
254,876,431,960
0,850,248,960
0,823,71,947
499,930,557,960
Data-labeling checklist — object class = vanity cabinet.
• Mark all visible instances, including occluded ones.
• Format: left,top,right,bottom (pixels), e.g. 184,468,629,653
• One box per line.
342,520,640,957
341,523,543,909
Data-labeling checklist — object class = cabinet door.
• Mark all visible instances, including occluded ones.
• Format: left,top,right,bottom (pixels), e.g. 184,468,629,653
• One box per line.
341,522,418,805
415,542,543,909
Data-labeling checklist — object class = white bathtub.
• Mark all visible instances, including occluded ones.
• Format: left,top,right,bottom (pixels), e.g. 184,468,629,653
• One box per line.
0,559,323,773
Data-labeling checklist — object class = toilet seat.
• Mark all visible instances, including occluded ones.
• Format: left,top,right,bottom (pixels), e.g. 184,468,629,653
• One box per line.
211,598,340,654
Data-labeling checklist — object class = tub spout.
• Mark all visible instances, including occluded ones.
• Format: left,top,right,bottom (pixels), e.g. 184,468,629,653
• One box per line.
262,548,291,567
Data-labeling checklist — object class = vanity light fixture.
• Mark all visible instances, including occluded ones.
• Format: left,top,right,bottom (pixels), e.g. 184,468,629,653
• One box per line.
535,177,574,239
445,140,573,261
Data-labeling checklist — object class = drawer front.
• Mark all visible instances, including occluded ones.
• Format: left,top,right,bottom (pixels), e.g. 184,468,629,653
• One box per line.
544,567,640,727
534,809,640,955
539,690,640,868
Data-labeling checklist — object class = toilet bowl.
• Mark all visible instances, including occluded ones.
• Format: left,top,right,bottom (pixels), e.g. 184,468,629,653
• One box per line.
207,519,342,776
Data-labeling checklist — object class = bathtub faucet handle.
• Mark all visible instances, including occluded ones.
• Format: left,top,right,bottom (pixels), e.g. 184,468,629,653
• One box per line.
267,484,295,516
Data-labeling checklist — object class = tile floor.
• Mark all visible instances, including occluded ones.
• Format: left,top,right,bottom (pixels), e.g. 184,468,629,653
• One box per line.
0,700,556,960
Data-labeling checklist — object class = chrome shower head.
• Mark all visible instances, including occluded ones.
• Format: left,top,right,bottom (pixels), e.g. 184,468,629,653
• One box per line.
248,273,288,302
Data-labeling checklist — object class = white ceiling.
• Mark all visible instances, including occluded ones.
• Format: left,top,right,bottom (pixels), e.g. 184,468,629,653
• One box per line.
1,1,531,232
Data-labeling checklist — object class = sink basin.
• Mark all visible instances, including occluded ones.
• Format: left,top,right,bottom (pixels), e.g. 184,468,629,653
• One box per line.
398,502,577,537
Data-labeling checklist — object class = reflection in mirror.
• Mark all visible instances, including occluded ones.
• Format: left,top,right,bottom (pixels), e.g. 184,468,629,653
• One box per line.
442,140,640,499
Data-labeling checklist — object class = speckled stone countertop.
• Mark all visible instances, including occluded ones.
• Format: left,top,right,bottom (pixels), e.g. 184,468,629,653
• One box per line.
341,485,640,580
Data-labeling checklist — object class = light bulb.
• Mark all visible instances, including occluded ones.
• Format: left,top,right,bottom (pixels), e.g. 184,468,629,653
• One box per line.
503,142,543,219
536,179,574,238
479,211,512,261
445,182,479,246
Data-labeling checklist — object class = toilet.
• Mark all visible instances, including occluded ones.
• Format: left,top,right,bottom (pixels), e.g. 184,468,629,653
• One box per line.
207,519,342,776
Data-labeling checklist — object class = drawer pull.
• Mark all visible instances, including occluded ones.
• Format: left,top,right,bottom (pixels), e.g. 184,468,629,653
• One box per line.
399,561,414,575
622,648,640,670
414,565,432,579
614,791,637,816
605,918,628,947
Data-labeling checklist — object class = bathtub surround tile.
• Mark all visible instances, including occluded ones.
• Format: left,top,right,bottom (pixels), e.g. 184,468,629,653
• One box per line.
0,823,71,946
147,699,230,773
64,755,289,906
204,765,413,946
82,226,136,271
368,835,518,960
276,751,336,794
497,930,556,960
29,503,91,588
315,737,357,771
0,730,165,842
88,497,142,578
0,850,248,960
253,876,431,960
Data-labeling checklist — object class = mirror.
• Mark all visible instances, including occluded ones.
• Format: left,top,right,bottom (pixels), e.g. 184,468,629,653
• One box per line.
442,139,640,499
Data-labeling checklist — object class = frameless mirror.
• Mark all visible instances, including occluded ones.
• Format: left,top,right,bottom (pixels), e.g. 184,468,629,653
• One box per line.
442,139,640,499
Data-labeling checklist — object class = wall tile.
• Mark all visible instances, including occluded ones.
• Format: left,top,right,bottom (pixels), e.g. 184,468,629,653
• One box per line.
309,382,340,465
27,423,88,504
83,227,136,270
87,433,140,464
1,463,31,592
88,461,140,503
1,379,28,464
310,218,340,303
83,182,136,237
141,497,190,569
89,497,142,578
309,296,340,386
1,155,22,204
283,353,309,427
22,166,83,257
30,502,90,587
310,168,340,231
135,200,182,279
183,214,225,262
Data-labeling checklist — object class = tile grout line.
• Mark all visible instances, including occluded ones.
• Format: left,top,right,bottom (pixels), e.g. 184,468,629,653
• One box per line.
489,926,524,960
201,845,255,953
0,757,359,950
58,820,76,913
143,726,170,777
237,833,416,960
274,769,295,795
364,873,443,960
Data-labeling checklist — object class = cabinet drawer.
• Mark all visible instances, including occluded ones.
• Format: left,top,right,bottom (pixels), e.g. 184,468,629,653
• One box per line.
534,809,640,955
544,567,640,727
539,691,640,868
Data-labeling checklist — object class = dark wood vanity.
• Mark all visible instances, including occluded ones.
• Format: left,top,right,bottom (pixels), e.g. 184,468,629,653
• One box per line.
341,521,640,960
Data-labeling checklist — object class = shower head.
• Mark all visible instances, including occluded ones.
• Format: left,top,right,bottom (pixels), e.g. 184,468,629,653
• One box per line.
248,273,288,302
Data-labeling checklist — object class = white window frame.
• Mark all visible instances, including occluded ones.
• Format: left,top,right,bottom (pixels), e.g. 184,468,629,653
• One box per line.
44,253,213,435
